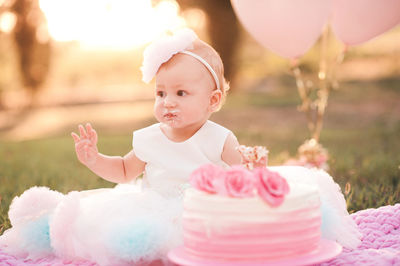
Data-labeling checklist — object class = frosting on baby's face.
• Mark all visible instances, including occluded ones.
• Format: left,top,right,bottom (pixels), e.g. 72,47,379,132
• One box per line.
154,54,221,130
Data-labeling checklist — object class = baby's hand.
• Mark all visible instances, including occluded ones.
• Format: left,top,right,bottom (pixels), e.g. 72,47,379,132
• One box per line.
71,123,99,166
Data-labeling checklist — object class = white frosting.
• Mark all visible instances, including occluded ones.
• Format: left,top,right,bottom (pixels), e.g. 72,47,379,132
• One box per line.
184,183,320,223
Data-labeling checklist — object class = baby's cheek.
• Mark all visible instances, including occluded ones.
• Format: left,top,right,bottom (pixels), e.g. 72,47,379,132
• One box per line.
153,104,162,120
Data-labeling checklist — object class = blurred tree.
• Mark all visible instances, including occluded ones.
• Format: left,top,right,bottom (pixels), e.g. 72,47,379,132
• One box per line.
0,1,13,109
11,0,51,105
175,0,240,89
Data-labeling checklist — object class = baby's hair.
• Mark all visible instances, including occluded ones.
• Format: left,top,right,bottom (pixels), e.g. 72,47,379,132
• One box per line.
187,39,230,109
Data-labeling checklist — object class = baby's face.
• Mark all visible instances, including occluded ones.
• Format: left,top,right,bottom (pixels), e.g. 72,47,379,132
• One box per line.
154,54,217,129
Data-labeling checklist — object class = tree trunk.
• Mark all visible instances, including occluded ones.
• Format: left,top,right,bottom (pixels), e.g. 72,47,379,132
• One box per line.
176,0,240,89
11,0,51,105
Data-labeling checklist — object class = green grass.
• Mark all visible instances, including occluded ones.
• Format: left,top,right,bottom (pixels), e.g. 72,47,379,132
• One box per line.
1,78,400,235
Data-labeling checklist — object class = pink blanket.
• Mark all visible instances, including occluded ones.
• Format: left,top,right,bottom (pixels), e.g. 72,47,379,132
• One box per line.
322,203,400,266
1,204,399,265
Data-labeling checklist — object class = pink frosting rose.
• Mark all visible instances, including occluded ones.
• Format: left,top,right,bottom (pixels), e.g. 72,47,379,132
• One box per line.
224,165,256,198
255,168,290,207
190,164,225,193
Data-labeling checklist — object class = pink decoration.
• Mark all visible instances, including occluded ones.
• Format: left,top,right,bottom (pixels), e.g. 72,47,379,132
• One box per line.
331,0,400,46
190,164,289,206
284,154,329,171
231,0,331,59
189,164,225,194
255,167,290,207
224,166,255,198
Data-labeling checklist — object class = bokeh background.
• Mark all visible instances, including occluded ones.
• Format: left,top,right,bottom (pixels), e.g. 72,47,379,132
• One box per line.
0,0,399,234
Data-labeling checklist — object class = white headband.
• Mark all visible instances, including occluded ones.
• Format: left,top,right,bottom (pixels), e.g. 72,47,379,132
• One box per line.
141,28,220,91
179,50,220,91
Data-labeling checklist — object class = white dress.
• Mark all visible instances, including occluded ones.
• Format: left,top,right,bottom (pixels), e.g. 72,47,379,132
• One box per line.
0,120,232,266
133,120,230,198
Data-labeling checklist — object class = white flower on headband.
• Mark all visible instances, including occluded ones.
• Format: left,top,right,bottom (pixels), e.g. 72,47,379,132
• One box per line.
141,28,198,83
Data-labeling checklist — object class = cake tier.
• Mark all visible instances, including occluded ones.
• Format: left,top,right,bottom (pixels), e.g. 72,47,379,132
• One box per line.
182,183,321,261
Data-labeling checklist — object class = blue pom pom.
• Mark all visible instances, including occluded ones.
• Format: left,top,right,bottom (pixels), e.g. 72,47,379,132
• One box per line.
320,196,341,238
21,215,52,252
107,218,164,262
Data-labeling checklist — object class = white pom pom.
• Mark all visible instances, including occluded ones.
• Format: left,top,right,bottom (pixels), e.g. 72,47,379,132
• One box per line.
50,191,81,259
8,186,64,226
141,28,198,83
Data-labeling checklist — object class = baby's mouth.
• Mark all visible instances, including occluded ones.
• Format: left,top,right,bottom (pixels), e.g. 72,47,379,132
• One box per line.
164,111,178,119
164,113,175,119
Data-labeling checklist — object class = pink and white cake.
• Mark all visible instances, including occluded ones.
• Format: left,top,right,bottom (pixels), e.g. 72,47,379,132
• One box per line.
180,164,322,263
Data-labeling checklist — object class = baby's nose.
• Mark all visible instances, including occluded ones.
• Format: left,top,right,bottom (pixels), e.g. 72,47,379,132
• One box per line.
164,95,177,107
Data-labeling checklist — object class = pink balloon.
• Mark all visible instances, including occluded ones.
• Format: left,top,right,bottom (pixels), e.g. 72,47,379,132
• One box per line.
331,0,400,46
231,0,331,59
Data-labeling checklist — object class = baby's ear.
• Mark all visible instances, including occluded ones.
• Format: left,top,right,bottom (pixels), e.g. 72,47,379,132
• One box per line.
209,90,222,112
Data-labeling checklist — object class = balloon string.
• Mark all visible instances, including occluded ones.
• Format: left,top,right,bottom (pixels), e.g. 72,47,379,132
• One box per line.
290,61,315,135
291,25,339,142
330,44,347,90
291,26,348,143
313,25,330,142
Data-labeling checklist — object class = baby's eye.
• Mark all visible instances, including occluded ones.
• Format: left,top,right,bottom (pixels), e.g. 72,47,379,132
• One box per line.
156,91,165,97
177,90,187,96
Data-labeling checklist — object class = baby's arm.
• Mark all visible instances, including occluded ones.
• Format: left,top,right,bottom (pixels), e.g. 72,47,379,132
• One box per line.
71,123,145,183
221,132,242,165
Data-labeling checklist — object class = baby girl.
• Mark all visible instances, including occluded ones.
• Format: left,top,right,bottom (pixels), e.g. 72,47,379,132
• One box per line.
71,28,242,198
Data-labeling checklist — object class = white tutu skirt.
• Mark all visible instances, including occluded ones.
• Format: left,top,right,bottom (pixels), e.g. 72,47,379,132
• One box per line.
0,166,361,265
0,183,183,266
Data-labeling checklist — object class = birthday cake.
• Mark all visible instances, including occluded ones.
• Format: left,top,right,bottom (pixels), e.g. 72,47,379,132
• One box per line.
181,165,322,262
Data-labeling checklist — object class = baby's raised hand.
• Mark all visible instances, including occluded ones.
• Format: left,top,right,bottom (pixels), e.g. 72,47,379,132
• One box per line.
71,123,99,166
